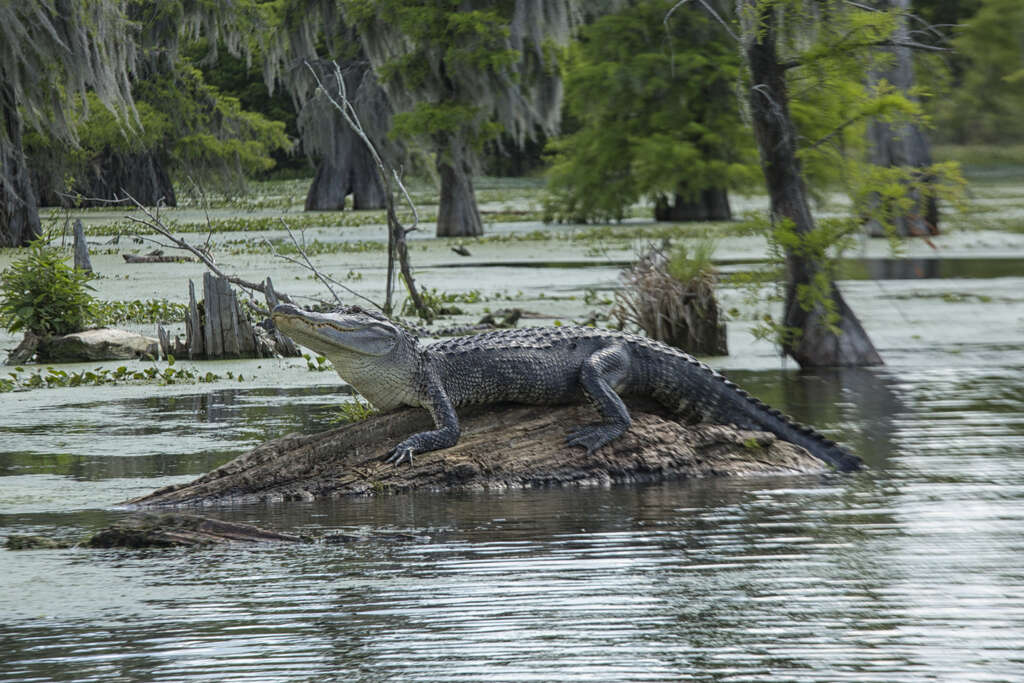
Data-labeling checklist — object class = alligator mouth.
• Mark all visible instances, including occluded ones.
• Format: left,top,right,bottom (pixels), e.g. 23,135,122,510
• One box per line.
271,303,397,356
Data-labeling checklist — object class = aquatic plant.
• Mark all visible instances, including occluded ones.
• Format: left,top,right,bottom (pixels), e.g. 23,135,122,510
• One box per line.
331,396,378,424
0,239,97,336
613,241,728,356
90,299,189,325
0,357,241,393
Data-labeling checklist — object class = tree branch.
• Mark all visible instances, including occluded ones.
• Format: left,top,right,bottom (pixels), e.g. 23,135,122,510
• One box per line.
120,192,296,304
304,59,433,321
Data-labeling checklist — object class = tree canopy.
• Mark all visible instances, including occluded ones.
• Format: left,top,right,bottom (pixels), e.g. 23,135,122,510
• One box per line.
544,0,759,223
1,0,136,246
343,0,589,236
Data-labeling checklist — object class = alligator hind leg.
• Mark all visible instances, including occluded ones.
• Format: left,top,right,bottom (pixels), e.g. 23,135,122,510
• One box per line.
566,344,632,455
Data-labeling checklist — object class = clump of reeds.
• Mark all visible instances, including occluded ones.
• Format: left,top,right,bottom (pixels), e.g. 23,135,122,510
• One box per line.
612,241,728,356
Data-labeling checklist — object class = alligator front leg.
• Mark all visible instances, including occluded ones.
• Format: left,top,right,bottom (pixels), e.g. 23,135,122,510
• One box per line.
385,381,460,466
566,344,632,455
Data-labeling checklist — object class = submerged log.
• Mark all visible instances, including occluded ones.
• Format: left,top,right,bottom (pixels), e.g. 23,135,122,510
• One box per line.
84,513,306,548
127,401,827,507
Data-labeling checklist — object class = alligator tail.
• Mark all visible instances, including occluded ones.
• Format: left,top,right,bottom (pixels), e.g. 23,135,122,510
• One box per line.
725,381,862,472
670,356,863,472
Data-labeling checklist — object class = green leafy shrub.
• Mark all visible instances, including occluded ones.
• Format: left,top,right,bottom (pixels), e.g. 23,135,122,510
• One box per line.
0,241,97,336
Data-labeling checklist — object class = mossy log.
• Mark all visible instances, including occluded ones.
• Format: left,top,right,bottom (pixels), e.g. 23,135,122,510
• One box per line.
127,401,827,507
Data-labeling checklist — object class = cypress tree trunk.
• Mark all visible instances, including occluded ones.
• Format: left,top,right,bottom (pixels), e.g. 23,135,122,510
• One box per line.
79,149,176,207
864,0,938,237
305,125,386,211
0,85,42,247
744,3,882,367
349,142,387,210
436,141,483,237
33,148,176,208
654,188,732,221
306,157,350,211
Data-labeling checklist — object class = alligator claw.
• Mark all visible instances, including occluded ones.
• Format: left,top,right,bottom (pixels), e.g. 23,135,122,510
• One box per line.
565,424,616,455
385,446,415,466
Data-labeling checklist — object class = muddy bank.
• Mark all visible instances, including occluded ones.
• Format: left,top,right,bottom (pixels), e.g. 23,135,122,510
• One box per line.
127,401,828,506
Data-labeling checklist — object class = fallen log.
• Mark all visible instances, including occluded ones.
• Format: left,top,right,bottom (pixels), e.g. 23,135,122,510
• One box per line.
84,513,307,548
126,401,828,507
122,250,194,264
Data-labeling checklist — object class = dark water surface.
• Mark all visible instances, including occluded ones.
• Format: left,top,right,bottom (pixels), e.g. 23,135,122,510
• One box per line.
2,361,1023,681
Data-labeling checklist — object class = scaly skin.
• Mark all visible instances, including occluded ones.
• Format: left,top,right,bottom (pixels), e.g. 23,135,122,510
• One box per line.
271,303,862,471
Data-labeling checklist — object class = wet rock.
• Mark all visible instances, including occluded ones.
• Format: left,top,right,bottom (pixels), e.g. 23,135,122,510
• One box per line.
127,401,828,507
84,513,308,548
37,328,159,363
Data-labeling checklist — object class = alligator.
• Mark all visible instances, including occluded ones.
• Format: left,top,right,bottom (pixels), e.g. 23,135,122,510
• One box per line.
271,303,862,472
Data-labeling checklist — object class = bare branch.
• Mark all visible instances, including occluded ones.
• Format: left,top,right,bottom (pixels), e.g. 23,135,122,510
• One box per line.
120,191,294,303
272,218,383,311
393,168,419,232
305,59,434,322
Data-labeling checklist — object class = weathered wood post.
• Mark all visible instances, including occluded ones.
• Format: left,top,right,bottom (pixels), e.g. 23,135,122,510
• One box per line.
157,275,301,360
72,219,92,272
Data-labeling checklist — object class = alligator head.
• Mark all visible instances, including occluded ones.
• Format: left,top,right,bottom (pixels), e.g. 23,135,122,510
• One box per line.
271,303,420,410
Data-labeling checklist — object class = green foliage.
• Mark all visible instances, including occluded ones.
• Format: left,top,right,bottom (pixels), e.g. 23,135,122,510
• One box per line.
401,287,484,319
936,0,1024,143
350,1,519,154
735,214,862,346
667,240,718,285
304,353,332,372
0,240,97,336
330,396,378,424
848,160,968,247
27,58,290,200
545,0,758,222
89,299,189,326
0,361,237,394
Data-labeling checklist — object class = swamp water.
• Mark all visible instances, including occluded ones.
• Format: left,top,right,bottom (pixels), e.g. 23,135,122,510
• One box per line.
2,235,1024,680
2,364,1023,681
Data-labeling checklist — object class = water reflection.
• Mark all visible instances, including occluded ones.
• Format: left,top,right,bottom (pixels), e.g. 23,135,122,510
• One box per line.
0,386,350,479
1,366,1023,681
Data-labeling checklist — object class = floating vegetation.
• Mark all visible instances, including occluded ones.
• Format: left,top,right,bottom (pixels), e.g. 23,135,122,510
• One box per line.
0,358,243,393
90,299,189,325
401,287,487,319
221,237,386,256
304,353,332,372
81,211,392,237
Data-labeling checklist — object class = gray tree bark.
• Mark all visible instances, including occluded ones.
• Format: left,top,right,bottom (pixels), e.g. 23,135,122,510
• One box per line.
305,124,386,211
0,84,41,247
72,219,92,272
865,0,938,237
744,1,883,367
436,141,483,237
